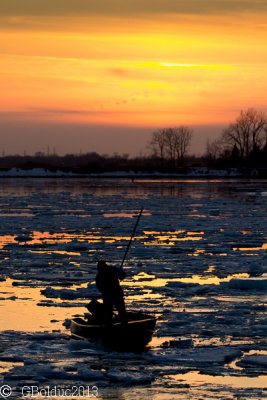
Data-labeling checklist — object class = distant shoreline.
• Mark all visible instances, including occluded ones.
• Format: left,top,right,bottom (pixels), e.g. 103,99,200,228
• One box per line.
0,167,266,179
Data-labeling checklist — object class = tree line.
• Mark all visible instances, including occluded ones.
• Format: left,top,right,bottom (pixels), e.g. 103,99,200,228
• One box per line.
149,126,193,166
205,108,267,167
0,108,266,172
149,108,267,168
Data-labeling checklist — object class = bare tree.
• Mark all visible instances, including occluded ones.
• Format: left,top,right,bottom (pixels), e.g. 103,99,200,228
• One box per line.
222,108,267,159
174,126,193,164
149,129,166,163
149,126,193,166
164,128,176,164
205,138,224,161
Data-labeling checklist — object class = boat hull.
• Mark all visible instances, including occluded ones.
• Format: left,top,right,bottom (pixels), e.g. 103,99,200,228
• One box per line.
70,311,156,351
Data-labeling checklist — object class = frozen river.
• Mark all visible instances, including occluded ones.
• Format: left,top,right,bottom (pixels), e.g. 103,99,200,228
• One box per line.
0,177,266,399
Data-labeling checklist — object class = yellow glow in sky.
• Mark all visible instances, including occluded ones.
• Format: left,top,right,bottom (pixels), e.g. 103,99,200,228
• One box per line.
1,2,267,154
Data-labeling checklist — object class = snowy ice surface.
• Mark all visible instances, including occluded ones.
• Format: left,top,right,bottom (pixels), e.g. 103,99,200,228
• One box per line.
0,177,266,399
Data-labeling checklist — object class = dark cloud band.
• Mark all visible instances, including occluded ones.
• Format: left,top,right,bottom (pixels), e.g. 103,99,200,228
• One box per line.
0,0,267,17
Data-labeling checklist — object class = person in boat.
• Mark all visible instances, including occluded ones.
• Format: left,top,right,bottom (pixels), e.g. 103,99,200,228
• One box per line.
95,260,126,322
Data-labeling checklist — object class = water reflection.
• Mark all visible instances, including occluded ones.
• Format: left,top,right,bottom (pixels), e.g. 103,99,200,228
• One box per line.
125,273,250,287
0,177,267,199
0,235,16,249
29,250,81,256
0,361,24,373
104,212,151,218
0,279,86,332
168,370,267,389
233,244,267,251
0,177,266,399
0,229,208,252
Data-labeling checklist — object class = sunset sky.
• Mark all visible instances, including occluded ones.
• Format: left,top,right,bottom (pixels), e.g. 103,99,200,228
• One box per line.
1,0,267,156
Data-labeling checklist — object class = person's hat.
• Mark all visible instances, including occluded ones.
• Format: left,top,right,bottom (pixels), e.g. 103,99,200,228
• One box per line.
97,260,107,269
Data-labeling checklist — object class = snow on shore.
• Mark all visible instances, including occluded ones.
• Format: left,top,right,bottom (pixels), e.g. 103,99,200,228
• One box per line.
0,166,252,177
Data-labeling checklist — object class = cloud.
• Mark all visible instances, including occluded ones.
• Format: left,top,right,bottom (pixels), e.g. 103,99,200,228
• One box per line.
0,107,152,121
0,108,113,123
0,108,100,117
1,1,266,35
27,107,105,115
0,0,267,17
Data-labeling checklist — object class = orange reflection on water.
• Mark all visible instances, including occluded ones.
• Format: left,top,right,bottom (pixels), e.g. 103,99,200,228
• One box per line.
3,230,143,247
25,230,104,246
143,230,163,235
104,212,151,218
0,213,34,217
0,278,87,332
187,214,208,218
144,233,203,246
126,291,164,302
233,243,267,251
0,235,16,249
0,361,24,373
0,230,206,254
29,250,81,256
205,265,216,273
29,231,75,245
188,249,206,257
168,370,267,389
124,272,250,288
176,236,203,241
132,272,155,281
133,179,226,184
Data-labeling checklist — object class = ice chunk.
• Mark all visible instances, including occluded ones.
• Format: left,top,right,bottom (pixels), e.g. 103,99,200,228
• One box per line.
228,278,267,290
106,368,153,384
153,347,242,367
41,286,91,300
249,262,263,277
77,367,104,380
238,354,267,368
162,338,193,348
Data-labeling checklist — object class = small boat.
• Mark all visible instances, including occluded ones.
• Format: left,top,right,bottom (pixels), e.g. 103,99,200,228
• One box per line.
70,311,156,351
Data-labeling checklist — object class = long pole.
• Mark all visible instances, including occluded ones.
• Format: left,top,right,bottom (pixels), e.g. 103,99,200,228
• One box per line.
120,207,143,269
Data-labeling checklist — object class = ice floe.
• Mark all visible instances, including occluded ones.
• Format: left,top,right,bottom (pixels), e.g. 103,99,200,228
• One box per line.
0,178,266,399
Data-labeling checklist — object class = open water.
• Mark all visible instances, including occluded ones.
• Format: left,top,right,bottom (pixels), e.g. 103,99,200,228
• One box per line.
0,177,266,399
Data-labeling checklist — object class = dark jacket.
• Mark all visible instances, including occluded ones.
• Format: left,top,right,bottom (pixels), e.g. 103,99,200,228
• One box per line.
96,264,126,298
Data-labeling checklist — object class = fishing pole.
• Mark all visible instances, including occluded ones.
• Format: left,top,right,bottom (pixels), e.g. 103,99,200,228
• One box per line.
120,207,143,269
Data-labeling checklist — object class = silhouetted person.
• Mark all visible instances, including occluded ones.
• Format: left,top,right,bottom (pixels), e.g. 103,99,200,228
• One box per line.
96,260,126,323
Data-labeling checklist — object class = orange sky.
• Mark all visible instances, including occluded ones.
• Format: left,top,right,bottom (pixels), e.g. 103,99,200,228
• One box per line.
1,1,267,155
